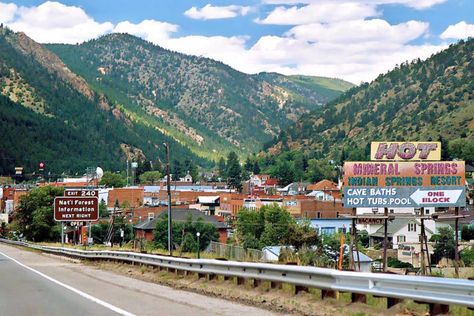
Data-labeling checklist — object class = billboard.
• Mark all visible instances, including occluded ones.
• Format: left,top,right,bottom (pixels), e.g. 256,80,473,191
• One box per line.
370,142,441,161
343,161,465,187
343,186,466,207
54,196,99,221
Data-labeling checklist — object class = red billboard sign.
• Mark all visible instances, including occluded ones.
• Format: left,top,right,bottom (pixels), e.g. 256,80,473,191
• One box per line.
54,197,99,221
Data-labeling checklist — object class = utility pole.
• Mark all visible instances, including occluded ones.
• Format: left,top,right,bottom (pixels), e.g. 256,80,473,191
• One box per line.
164,143,173,256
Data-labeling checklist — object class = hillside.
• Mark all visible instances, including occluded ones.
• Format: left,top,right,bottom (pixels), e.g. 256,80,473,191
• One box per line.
269,38,474,162
47,34,353,157
0,26,207,174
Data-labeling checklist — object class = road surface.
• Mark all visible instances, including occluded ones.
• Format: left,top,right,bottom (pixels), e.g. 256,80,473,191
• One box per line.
0,243,278,316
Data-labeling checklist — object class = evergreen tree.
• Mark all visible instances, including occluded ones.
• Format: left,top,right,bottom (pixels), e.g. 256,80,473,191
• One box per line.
253,160,261,175
218,157,226,180
226,151,242,191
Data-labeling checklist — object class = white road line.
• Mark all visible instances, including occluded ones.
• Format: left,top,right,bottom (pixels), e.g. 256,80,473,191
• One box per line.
0,251,135,316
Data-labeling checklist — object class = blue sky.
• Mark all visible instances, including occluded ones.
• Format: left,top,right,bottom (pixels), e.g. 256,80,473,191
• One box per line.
1,0,473,83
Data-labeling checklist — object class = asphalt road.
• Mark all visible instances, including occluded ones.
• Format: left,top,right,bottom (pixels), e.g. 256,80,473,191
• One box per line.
0,244,277,316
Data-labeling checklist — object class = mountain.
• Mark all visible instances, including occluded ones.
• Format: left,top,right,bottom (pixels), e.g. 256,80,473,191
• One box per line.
47,34,353,158
268,38,474,163
0,26,207,174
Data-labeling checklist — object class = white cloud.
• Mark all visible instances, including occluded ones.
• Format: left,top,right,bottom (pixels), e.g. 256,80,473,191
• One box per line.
0,2,17,23
286,19,429,44
184,4,251,20
5,1,113,44
440,21,474,40
261,0,447,10
114,20,178,43
257,2,379,25
0,0,448,83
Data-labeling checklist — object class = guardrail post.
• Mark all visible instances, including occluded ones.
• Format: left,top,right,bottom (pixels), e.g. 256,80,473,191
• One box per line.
198,273,206,279
321,289,337,299
270,281,282,289
428,303,449,316
253,279,262,288
351,293,366,304
208,274,217,281
236,277,246,286
387,297,402,309
295,285,309,294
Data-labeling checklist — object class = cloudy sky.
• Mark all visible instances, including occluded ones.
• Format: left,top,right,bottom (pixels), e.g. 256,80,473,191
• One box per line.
0,0,473,83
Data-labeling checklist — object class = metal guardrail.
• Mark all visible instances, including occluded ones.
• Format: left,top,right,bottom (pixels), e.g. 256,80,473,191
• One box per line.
1,238,473,309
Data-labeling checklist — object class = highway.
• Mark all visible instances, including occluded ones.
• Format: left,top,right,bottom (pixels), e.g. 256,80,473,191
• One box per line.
0,244,277,316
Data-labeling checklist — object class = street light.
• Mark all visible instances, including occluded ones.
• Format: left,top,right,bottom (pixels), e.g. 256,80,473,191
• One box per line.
196,232,201,259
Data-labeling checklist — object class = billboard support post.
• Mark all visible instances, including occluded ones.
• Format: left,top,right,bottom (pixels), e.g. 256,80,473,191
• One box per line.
420,207,426,275
383,207,388,272
454,207,459,277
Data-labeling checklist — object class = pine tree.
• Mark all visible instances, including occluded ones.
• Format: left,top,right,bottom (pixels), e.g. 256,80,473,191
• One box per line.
226,151,242,191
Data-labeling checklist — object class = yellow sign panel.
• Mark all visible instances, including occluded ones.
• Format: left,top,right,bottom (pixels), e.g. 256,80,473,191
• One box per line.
370,142,441,161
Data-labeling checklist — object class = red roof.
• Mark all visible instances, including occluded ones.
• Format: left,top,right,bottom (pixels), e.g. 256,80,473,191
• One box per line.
307,179,338,191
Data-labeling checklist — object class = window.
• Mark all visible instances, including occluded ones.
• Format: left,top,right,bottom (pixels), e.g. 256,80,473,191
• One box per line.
389,209,394,214
336,212,339,218
397,235,406,243
317,212,321,218
408,222,416,232
148,213,155,220
425,209,430,214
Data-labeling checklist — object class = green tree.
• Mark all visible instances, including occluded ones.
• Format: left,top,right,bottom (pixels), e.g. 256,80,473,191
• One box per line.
244,157,253,172
100,171,126,188
99,199,109,218
430,227,456,262
260,204,294,246
139,171,162,184
272,160,295,186
154,214,219,252
14,186,64,242
253,160,261,175
461,225,474,241
307,159,337,182
235,208,265,249
284,220,321,251
448,138,474,164
235,205,311,250
226,151,242,191
218,157,226,179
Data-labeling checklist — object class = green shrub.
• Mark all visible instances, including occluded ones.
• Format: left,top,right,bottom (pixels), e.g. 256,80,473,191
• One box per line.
387,257,413,269
460,247,474,267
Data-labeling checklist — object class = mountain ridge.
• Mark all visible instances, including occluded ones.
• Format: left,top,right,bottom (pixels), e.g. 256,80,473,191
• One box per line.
47,33,353,157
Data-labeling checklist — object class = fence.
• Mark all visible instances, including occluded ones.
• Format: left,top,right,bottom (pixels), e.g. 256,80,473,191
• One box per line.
208,241,263,262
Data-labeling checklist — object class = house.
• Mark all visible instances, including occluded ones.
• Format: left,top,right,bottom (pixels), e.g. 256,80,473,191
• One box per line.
192,196,221,215
309,218,352,235
306,180,342,201
369,218,450,249
133,208,229,244
352,251,374,272
277,182,311,196
179,173,193,183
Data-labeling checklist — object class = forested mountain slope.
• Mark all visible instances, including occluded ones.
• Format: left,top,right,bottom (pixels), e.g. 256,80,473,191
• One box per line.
48,34,353,157
0,27,206,174
271,38,474,161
